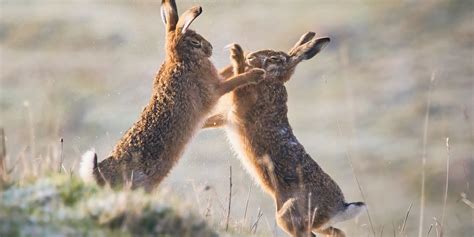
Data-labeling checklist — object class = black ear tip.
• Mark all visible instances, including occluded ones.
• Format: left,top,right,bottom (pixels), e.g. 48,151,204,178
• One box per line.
314,37,330,48
303,31,316,38
194,6,203,15
190,5,202,17
93,153,98,169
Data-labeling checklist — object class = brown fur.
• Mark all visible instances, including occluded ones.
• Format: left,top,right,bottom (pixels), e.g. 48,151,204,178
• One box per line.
83,0,264,191
204,34,364,236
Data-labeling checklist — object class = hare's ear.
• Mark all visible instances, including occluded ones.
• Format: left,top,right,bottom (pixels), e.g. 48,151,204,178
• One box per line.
161,0,179,32
176,6,202,34
288,32,316,56
289,37,330,65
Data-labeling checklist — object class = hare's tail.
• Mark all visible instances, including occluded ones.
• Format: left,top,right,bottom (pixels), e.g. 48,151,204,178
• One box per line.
335,202,365,223
79,149,98,183
326,202,365,227
341,202,365,221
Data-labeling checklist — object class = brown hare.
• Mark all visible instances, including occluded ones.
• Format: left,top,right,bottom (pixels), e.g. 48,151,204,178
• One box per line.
79,0,265,191
203,33,365,237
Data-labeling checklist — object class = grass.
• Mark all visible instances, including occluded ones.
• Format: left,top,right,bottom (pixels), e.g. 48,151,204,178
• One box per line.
0,174,219,237
418,72,436,237
0,134,263,237
440,137,450,237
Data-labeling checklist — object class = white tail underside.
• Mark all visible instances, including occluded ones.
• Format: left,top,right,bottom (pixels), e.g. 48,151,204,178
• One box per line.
79,149,96,183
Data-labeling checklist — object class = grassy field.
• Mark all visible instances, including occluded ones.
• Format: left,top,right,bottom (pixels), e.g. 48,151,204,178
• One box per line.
0,0,473,236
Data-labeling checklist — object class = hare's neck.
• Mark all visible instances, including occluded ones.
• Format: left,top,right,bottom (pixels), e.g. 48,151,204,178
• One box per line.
165,55,211,70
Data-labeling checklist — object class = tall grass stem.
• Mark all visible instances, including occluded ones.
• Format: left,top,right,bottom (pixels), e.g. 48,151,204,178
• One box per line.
336,121,376,236
440,137,450,236
418,72,436,237
225,165,232,231
0,128,6,182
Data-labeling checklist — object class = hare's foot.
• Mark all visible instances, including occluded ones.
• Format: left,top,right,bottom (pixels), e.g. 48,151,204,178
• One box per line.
314,226,345,237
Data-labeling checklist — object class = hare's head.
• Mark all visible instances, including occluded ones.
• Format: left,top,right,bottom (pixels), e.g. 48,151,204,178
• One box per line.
161,0,212,61
234,32,329,111
246,32,329,83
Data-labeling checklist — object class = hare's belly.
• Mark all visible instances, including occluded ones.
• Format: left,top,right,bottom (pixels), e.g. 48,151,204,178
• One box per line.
225,121,264,186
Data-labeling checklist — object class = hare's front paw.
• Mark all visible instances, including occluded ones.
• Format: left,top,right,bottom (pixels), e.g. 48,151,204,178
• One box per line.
246,68,266,84
229,43,244,60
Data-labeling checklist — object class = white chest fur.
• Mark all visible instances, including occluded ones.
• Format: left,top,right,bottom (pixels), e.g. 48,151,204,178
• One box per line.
225,111,266,187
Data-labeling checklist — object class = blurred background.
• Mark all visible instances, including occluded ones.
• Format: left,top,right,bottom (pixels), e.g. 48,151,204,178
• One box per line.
0,0,472,236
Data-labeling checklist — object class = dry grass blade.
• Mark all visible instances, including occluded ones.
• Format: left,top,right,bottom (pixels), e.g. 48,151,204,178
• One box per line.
58,138,64,173
336,120,376,236
243,183,253,222
188,179,203,214
400,202,413,234
24,101,35,161
204,195,212,220
225,165,232,231
426,224,433,237
19,148,30,180
0,128,6,183
250,208,264,234
307,192,312,235
440,137,450,237
392,221,396,237
459,193,474,208
418,72,436,237
309,207,318,237
432,218,441,237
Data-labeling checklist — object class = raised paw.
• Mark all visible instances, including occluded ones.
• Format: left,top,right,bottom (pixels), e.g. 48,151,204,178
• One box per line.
229,43,244,61
228,43,245,74
246,68,266,84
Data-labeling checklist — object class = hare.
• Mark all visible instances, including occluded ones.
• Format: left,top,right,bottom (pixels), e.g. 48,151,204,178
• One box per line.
79,0,265,191
203,33,365,237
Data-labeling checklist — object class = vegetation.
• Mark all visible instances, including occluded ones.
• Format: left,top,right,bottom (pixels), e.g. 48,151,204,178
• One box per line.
0,175,218,237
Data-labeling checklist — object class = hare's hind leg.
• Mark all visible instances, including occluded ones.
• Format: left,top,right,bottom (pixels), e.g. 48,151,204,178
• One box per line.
277,218,315,237
276,198,316,237
314,226,345,237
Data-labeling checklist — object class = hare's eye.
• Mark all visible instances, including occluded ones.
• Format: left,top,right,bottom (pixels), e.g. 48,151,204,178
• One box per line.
268,56,281,62
190,39,201,48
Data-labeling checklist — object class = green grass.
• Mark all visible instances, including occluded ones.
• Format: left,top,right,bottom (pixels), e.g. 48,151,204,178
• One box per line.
0,175,218,237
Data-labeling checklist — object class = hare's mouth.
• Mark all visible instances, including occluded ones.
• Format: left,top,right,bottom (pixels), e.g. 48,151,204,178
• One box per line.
204,48,212,57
